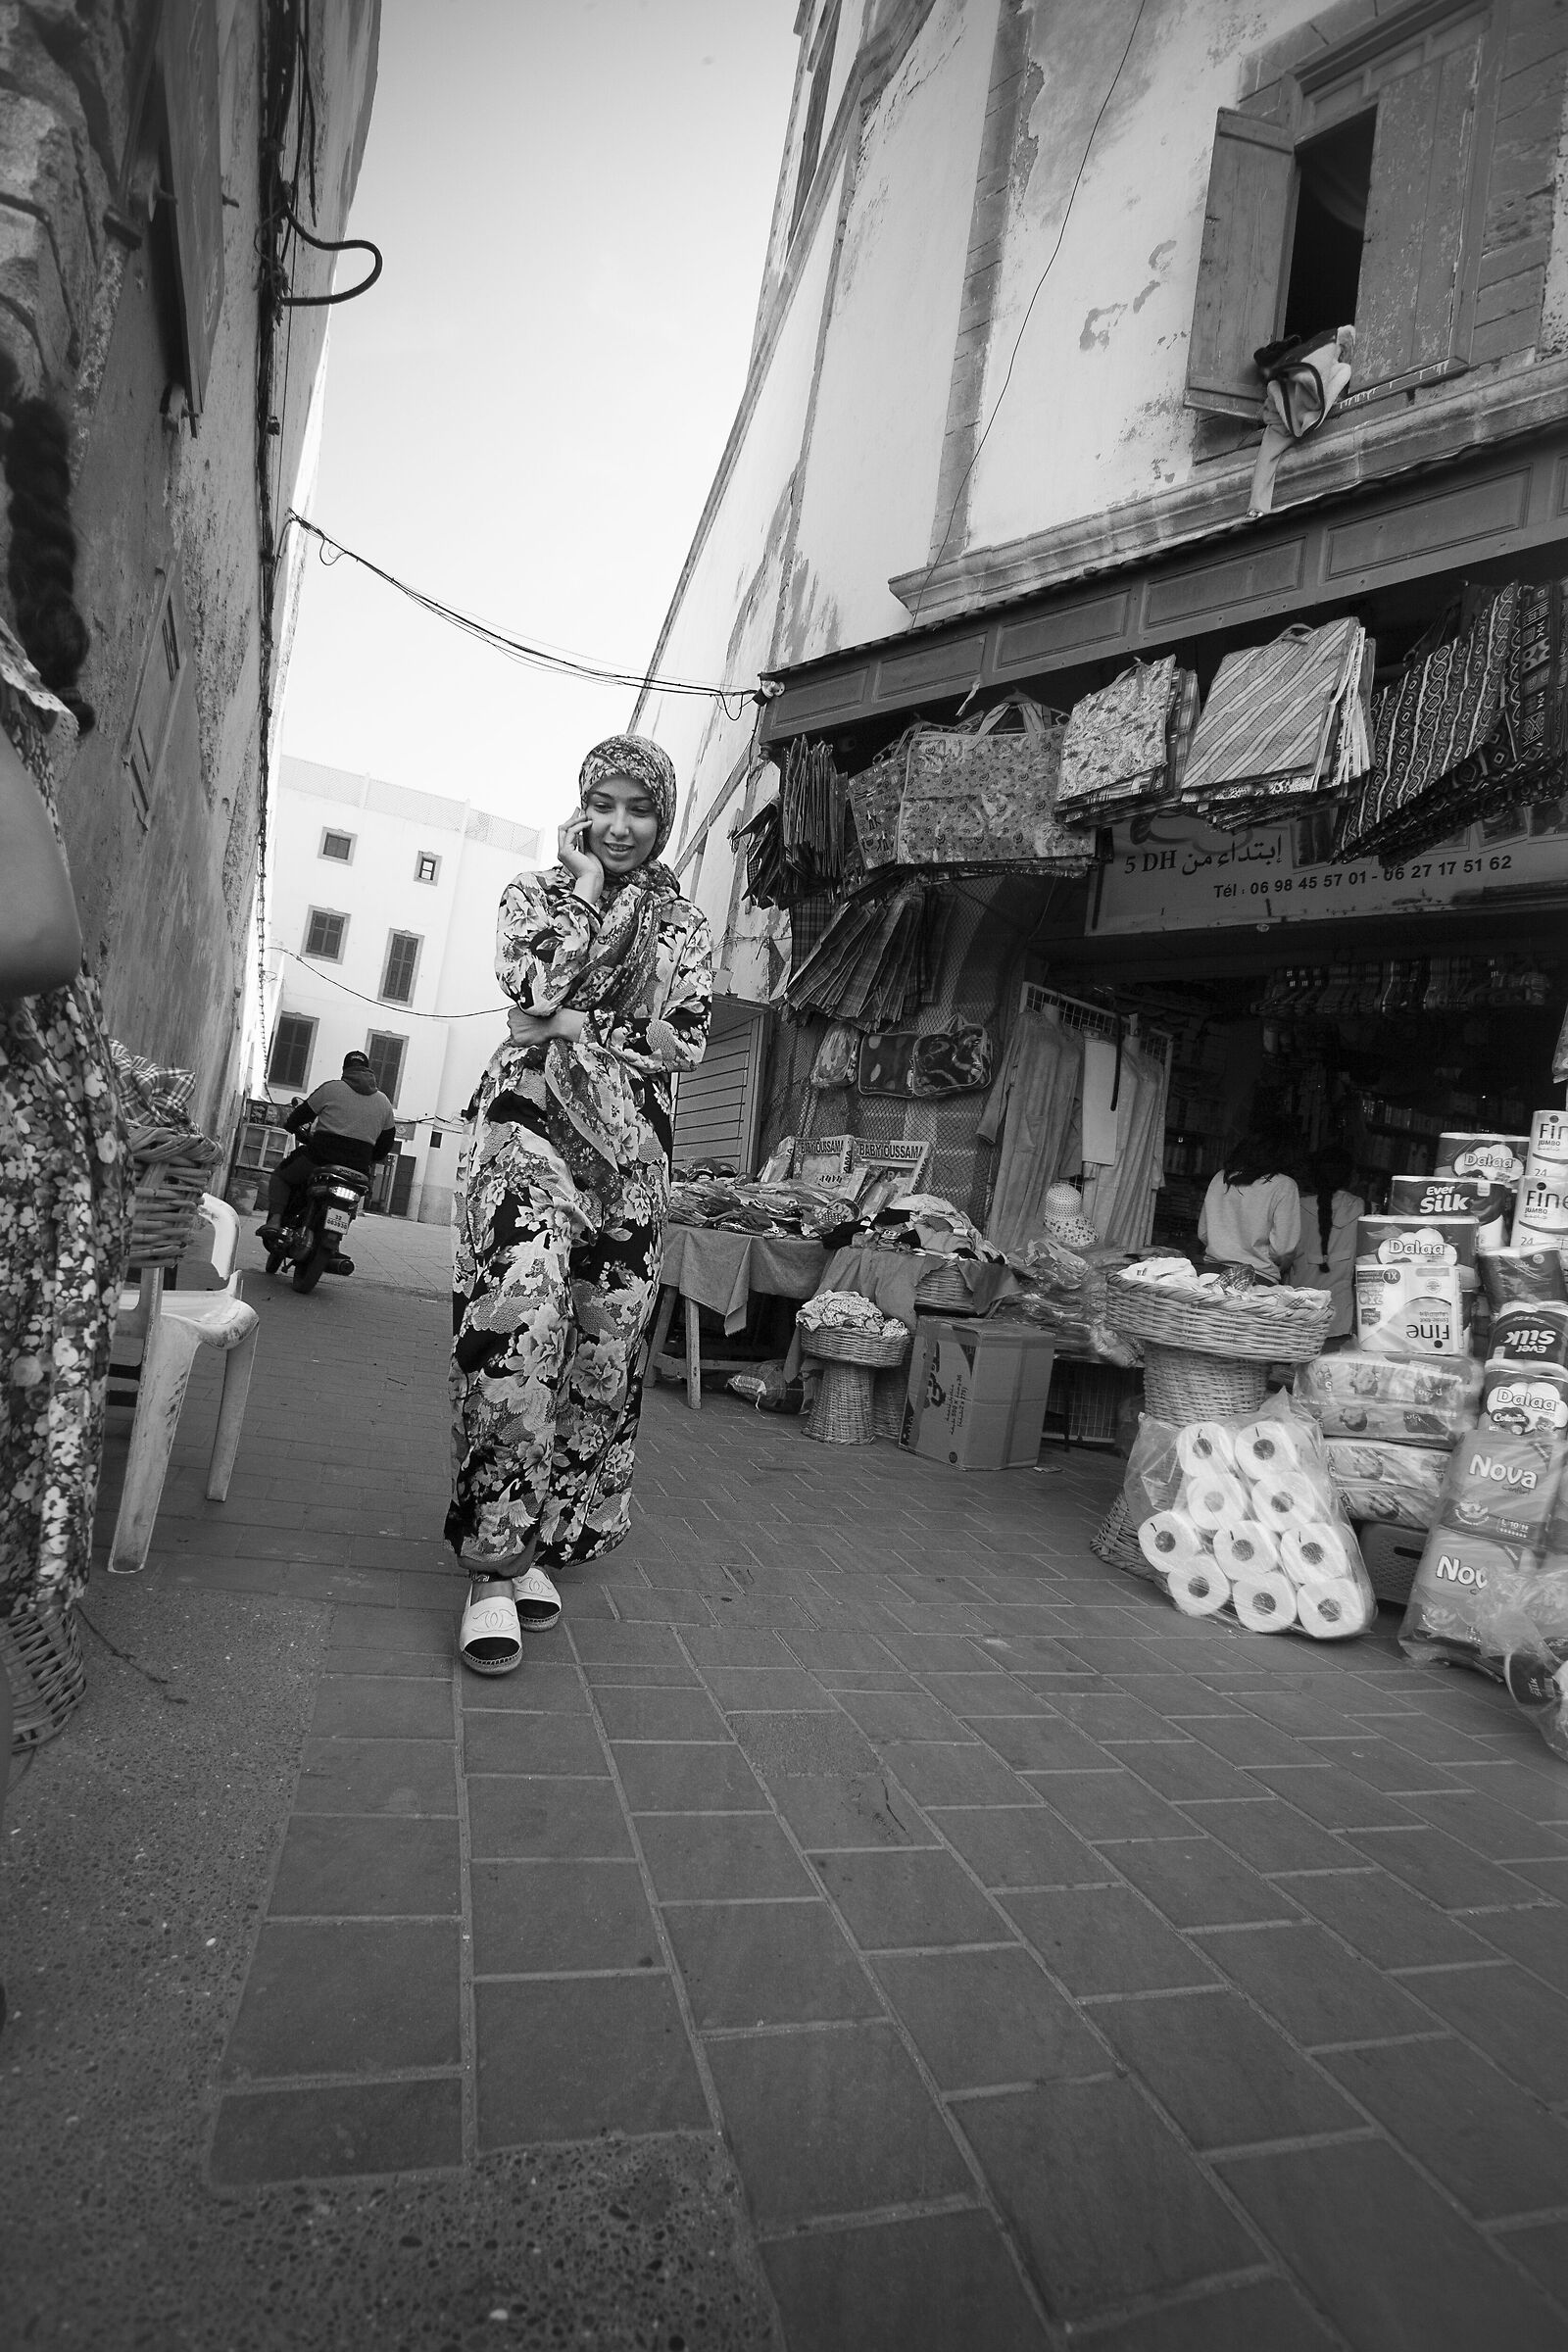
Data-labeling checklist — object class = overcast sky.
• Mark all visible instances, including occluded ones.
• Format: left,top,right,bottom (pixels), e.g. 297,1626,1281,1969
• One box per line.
279,0,797,842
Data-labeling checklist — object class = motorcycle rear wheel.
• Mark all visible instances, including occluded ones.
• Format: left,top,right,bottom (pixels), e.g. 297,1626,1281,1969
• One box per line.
292,1245,328,1294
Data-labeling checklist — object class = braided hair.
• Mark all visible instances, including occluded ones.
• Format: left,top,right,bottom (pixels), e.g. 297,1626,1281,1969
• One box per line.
0,350,94,731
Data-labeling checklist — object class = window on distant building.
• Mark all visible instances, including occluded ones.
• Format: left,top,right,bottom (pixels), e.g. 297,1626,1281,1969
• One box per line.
428,1129,443,1150
320,828,355,862
415,851,440,884
380,930,421,1004
1186,3,1496,418
365,1031,406,1104
304,907,347,960
788,3,841,247
267,1012,316,1091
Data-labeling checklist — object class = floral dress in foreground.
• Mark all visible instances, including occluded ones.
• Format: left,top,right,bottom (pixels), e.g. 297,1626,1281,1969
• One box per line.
447,865,712,1569
0,635,129,1617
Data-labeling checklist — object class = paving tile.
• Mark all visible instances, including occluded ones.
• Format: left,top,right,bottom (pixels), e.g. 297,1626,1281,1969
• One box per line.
761,2210,1049,2352
1284,1869,1492,1969
268,1816,460,1918
1461,1759,1568,1827
1322,2036,1568,2220
832,1689,975,1742
921,1672,1049,1717
458,1663,591,1715
1504,1857,1568,1902
1217,2138,1564,2351
293,1738,457,1817
1405,1789,1568,1863
1206,1924,1437,2048
1193,1718,1330,1771
1305,1737,1466,1797
1249,1768,1421,1833
870,1629,989,1671
321,1644,448,1681
467,1775,632,1860
637,1813,815,1903
1505,2221,1568,2310
664,1900,882,2030
1054,1637,1167,1677
1083,2280,1337,2352
309,1671,454,1740
814,1848,1007,1951
611,1741,769,1813
569,1621,689,1665
1095,1989,1358,2151
682,1626,800,1666
691,1667,833,1714
1470,1901,1568,1995
1031,1772,1192,1844
783,1629,901,1671
208,2077,463,2185
460,1710,609,1777
768,1774,936,1852
974,1714,1113,1773
222,1922,460,2079
1189,1799,1359,1877
577,1658,700,1688
959,2079,1255,2323
610,1587,716,1626
878,1740,1032,1808
1003,1887,1217,1996
1054,1692,1191,1743
469,1860,661,1975
1107,1673,1247,1720
927,1805,1110,1889
1344,1826,1536,1912
591,1684,731,1742
475,1975,707,2147
1110,1838,1299,1930
704,2025,967,2227
1117,1740,1262,1805
1412,1963,1568,2098
872,1946,1106,2090
729,1710,882,1779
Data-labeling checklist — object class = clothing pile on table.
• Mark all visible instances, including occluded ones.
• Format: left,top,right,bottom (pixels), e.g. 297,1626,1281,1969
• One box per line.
795,1289,905,1341
665,1174,852,1241
1337,581,1568,864
1177,616,1372,831
1054,656,1201,830
993,1230,1140,1365
785,879,945,1025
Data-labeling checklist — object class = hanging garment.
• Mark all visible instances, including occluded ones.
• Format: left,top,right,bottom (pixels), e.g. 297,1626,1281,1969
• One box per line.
1179,617,1372,830
1081,1038,1170,1250
1081,1034,1121,1166
1247,325,1356,518
979,1008,1086,1254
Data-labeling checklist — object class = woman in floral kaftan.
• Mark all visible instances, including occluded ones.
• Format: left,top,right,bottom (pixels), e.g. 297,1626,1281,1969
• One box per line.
448,735,712,1673
0,627,129,1628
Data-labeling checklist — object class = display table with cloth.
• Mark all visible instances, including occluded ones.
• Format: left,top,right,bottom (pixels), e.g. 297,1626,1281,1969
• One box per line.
648,1225,828,1408
782,1244,1021,1383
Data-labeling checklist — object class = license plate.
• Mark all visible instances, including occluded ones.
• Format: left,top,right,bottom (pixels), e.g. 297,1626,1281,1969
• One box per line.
323,1207,352,1233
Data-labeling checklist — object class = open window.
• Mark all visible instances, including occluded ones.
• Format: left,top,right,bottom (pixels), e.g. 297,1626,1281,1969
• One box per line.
1186,2,1494,419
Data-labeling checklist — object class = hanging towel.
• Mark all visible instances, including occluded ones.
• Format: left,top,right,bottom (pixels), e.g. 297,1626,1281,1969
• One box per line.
1081,1035,1120,1166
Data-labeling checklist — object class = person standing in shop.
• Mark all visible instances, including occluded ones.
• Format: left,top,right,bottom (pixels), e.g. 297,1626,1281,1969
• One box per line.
1197,1133,1301,1285
1288,1145,1364,1340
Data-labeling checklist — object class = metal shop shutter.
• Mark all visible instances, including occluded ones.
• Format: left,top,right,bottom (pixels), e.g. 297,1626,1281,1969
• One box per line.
673,1001,767,1172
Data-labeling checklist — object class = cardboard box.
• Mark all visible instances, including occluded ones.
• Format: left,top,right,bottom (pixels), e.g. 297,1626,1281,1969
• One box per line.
902,1318,1056,1470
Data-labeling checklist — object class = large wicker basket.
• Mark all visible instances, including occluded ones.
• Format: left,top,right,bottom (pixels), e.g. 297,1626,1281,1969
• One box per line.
799,1322,911,1369
1109,1274,1332,1362
3,1593,86,1750
1142,1342,1268,1423
126,1157,213,1268
1091,1492,1146,1572
913,1261,978,1312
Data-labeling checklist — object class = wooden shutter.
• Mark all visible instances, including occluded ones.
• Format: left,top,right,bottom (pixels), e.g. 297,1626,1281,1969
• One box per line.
672,1007,763,1171
1354,39,1480,391
1185,111,1297,417
159,0,224,415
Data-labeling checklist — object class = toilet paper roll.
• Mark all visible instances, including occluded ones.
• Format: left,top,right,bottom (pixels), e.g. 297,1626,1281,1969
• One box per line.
1211,1520,1280,1576
1176,1421,1238,1478
1279,1522,1357,1586
1233,1419,1305,1481
1230,1568,1298,1633
1137,1510,1208,1575
1180,1472,1251,1533
1296,1577,1371,1640
1252,1470,1321,1532
1166,1558,1232,1617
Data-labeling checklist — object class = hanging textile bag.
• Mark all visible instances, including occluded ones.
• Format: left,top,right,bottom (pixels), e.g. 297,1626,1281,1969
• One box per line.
847,739,909,868
857,1020,994,1099
896,696,1090,871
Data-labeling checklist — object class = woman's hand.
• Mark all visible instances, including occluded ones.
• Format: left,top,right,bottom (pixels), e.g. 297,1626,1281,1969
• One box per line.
0,726,81,1002
509,1006,588,1048
558,808,604,903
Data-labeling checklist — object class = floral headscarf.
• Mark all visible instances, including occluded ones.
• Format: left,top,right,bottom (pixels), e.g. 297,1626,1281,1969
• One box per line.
578,733,677,860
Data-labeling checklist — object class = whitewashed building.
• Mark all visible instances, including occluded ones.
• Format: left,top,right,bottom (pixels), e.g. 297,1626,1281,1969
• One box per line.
257,758,540,1224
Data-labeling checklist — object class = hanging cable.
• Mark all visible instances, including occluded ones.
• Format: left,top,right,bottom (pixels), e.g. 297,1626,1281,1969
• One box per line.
284,513,761,714
281,203,383,306
909,0,1149,621
278,947,509,1017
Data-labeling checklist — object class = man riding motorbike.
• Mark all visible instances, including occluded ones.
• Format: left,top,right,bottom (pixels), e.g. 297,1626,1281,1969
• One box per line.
258,1050,398,1256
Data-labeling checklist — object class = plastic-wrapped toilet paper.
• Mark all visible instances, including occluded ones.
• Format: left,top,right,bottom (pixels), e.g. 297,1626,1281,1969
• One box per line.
1176,1422,1238,1478
1137,1510,1208,1575
1480,1361,1568,1441
1297,1578,1371,1639
1231,1569,1298,1632
1295,1350,1483,1446
1280,1522,1357,1585
1181,1471,1251,1533
1492,1301,1568,1369
1211,1520,1280,1576
1233,1420,1305,1481
1324,1439,1446,1528
1355,1259,1467,1355
1167,1559,1232,1617
1251,1470,1320,1532
1478,1248,1568,1311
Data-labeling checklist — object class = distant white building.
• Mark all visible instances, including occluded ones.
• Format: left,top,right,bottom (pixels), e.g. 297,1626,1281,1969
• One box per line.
259,758,541,1225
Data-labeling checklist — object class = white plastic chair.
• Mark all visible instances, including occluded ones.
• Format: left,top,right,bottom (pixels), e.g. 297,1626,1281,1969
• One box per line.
107,1193,261,1576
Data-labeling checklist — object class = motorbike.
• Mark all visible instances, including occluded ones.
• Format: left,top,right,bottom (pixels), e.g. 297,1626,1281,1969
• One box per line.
264,1160,371,1293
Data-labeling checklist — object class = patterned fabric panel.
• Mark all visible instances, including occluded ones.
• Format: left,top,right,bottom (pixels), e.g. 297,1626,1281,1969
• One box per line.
1182,617,1365,795
1057,657,1176,812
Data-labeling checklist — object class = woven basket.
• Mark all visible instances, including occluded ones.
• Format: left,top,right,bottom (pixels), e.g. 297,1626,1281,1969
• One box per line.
800,1323,911,1369
1142,1342,1269,1423
872,1362,908,1441
1356,1522,1422,1607
914,1262,978,1312
2,1594,85,1750
1109,1275,1332,1362
804,1361,877,1445
127,1154,215,1268
1091,1492,1146,1571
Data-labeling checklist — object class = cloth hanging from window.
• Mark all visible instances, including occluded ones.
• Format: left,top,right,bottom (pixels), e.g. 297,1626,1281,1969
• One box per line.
1248,325,1356,518
978,1007,1085,1254
1177,616,1372,830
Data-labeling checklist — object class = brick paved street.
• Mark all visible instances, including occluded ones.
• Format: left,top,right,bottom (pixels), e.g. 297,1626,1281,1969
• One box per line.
5,1221,1568,2349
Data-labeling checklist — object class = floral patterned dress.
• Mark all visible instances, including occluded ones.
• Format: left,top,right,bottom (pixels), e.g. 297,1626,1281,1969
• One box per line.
447,864,712,1571
0,635,129,1619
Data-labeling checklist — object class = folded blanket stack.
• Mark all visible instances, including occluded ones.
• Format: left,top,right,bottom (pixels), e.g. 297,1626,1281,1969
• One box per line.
785,881,944,1026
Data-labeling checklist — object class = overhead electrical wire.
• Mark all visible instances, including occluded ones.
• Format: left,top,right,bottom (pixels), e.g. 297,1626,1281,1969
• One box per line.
284,514,762,717
278,947,509,1019
909,0,1150,621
